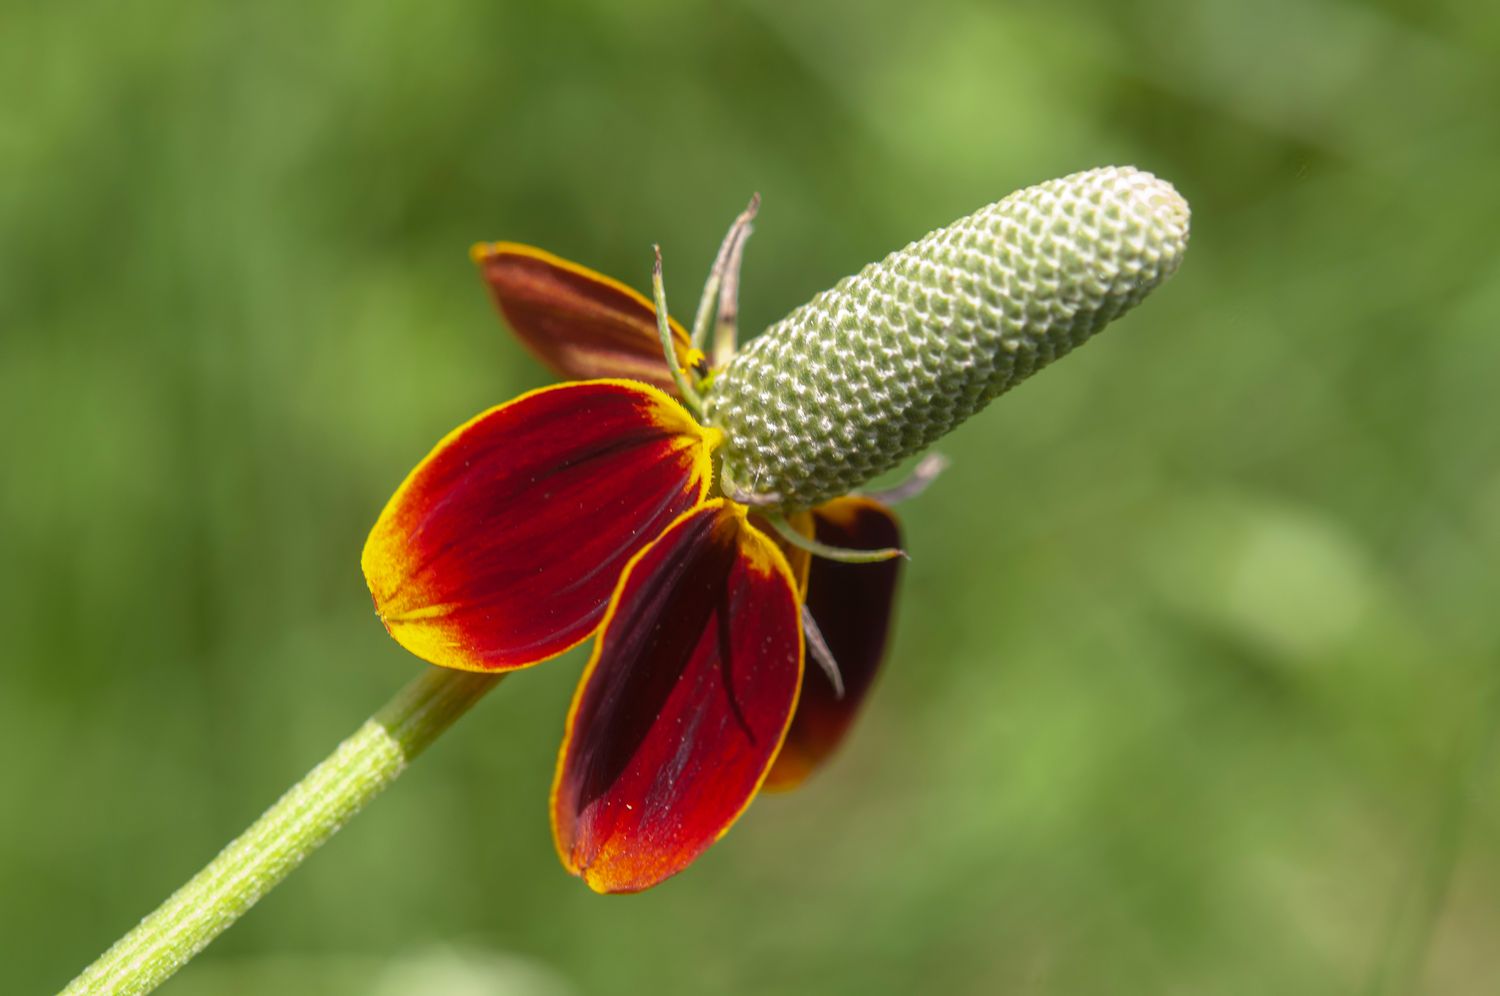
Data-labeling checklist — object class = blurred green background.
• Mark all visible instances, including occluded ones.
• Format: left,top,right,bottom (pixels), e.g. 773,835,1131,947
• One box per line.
5,0,1499,992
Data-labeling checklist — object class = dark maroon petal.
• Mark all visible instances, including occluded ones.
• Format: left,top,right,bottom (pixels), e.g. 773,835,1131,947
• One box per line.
552,502,802,892
472,241,694,392
764,497,902,790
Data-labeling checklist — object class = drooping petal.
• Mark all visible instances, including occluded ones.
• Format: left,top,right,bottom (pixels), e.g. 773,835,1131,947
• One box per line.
552,500,803,893
362,380,714,672
472,241,695,392
763,497,902,791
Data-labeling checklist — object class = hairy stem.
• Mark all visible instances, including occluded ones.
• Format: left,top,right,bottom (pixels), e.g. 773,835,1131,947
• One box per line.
62,666,502,996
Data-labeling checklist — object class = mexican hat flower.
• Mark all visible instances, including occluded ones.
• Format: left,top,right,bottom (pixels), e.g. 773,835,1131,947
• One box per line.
363,166,1191,893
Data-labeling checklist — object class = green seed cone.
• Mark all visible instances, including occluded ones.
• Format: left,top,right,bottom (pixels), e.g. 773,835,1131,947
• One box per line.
705,166,1190,510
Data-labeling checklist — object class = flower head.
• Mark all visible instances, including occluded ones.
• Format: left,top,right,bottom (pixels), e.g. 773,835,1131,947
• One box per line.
363,166,1190,892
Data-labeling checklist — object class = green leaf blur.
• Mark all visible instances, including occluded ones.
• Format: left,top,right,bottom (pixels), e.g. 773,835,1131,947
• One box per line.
5,0,1498,993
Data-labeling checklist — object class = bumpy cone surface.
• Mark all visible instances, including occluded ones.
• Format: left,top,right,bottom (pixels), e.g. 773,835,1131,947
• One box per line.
706,166,1190,509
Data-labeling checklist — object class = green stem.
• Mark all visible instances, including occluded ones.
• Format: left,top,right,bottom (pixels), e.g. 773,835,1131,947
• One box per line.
61,666,503,996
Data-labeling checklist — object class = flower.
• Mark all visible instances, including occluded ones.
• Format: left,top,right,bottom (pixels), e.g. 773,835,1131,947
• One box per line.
363,246,903,895
363,167,1190,893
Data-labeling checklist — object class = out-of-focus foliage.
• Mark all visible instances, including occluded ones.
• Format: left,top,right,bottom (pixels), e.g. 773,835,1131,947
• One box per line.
4,1,1498,993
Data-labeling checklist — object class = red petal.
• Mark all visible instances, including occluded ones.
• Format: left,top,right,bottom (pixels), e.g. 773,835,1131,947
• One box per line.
763,497,902,791
472,241,695,392
362,381,713,672
552,501,803,893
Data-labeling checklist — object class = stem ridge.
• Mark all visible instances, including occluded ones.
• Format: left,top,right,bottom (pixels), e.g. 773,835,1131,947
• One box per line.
61,667,501,996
